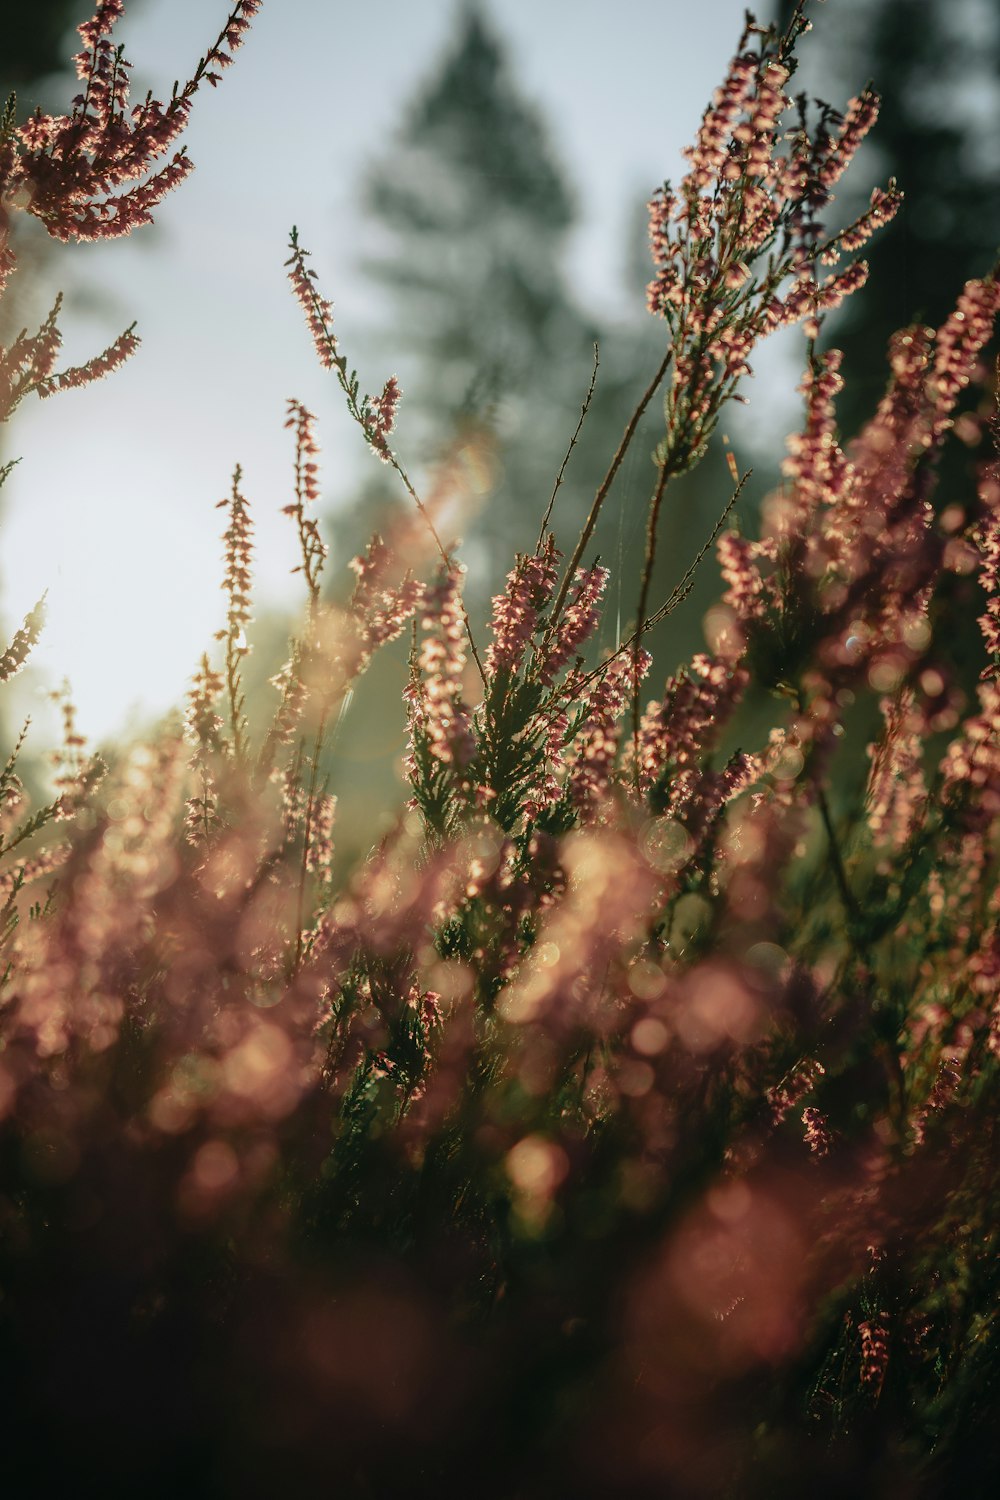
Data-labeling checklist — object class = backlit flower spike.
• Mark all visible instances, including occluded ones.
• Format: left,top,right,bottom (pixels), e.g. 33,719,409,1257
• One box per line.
929,277,1000,442
632,652,749,805
35,323,139,399
0,295,65,419
419,564,476,769
282,399,327,605
820,89,881,191
784,350,846,493
485,535,560,681
366,375,402,462
217,468,254,650
565,649,652,821
975,425,1000,675
541,562,609,684
348,534,426,665
285,229,341,374
865,688,929,849
681,35,758,194
0,596,46,683
4,3,262,252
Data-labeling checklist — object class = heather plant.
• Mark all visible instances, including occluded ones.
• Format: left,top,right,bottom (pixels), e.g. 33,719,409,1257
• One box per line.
1,3,1000,1496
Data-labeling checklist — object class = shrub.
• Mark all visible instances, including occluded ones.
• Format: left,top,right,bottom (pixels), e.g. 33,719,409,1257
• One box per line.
1,3,999,1494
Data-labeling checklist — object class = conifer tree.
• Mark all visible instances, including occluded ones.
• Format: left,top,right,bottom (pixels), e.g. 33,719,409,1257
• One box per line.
357,1,655,584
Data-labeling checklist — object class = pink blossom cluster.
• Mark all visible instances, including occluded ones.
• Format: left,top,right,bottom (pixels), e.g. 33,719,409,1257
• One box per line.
215,468,254,652
283,399,328,599
643,12,900,477
485,536,560,679
858,1317,890,1396
767,1057,825,1124
566,650,652,821
540,562,609,684
415,565,475,769
0,596,46,684
285,231,341,374
2,3,260,249
366,375,402,462
865,689,929,849
633,654,749,808
976,466,1000,673
348,535,426,664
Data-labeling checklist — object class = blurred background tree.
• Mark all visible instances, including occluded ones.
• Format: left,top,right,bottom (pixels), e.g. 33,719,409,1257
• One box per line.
1,0,83,109
347,0,676,605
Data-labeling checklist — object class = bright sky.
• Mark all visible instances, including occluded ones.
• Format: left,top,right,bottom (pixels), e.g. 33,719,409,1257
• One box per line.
3,0,758,745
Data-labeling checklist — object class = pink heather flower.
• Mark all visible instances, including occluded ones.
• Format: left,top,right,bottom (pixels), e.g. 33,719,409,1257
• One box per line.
0,597,47,683
929,278,1000,442
940,680,1000,833
284,399,321,509
283,399,327,598
767,1057,825,1124
184,653,225,756
865,689,928,849
541,563,609,684
214,467,254,659
285,232,340,373
2,3,257,260
36,324,139,397
264,650,309,755
821,91,880,190
859,1317,890,1397
801,1105,833,1157
976,502,1000,674
565,649,652,820
419,565,475,768
367,375,402,461
0,843,71,899
485,535,560,680
781,351,848,519
349,534,426,663
305,792,337,877
717,531,774,623
633,653,749,802
681,47,758,193
827,183,902,261
522,709,570,821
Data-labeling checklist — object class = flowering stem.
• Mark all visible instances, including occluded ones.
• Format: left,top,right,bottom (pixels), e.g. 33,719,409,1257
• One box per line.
547,350,672,637
535,474,747,736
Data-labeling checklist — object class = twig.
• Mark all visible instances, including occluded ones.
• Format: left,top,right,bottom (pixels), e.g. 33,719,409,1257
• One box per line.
546,350,672,636
632,457,674,754
536,343,599,551
535,471,749,727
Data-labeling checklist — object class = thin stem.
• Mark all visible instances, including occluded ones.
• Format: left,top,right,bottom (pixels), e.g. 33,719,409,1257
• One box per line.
815,782,864,930
534,472,748,731
644,470,747,630
631,458,674,758
294,706,330,975
536,343,600,551
287,230,486,686
224,631,246,767
547,350,672,636
389,457,486,688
